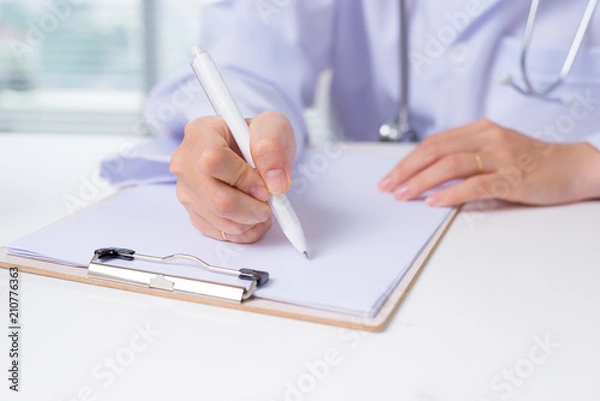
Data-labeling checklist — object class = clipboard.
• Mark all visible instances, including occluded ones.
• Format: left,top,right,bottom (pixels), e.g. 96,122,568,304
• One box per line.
0,207,457,332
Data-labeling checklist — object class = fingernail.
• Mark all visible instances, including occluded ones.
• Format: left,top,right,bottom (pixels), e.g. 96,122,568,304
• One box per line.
426,194,442,207
393,185,409,200
378,177,392,192
250,185,270,202
265,169,288,194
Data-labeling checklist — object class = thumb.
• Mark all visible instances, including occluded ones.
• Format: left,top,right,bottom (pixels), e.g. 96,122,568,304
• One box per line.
249,111,296,195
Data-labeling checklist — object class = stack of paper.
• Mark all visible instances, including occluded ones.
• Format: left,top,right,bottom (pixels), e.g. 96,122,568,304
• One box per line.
8,152,453,317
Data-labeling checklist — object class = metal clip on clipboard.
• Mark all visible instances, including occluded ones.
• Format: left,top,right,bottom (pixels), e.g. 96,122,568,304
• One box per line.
87,247,269,303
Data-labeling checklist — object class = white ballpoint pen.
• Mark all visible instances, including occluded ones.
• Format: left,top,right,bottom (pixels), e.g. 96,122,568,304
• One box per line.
190,45,309,259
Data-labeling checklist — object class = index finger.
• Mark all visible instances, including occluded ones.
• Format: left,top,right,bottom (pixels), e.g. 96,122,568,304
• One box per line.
184,116,242,155
379,119,491,192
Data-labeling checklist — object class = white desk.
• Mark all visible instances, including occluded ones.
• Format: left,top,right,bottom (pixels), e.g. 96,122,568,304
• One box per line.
1,134,599,401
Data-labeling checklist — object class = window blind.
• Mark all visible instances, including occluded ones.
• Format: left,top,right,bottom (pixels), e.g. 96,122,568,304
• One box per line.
0,0,203,135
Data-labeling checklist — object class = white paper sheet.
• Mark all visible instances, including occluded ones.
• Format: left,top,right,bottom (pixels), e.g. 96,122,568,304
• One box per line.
8,152,453,317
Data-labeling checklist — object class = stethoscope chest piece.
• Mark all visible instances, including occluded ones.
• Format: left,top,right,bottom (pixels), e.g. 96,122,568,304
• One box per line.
379,0,418,143
379,121,418,142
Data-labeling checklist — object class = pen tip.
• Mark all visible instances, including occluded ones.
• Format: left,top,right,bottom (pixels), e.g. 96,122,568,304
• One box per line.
303,251,309,260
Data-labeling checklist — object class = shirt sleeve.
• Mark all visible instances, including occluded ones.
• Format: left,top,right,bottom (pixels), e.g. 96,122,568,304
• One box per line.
144,0,338,160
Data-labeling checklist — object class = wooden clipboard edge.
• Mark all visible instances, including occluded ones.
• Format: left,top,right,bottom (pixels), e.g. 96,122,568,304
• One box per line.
365,206,460,331
0,209,458,332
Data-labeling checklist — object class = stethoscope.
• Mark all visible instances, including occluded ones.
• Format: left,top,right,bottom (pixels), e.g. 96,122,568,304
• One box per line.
379,0,599,142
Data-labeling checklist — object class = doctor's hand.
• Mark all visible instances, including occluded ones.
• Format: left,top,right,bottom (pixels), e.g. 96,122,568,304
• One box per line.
170,111,296,243
378,119,600,207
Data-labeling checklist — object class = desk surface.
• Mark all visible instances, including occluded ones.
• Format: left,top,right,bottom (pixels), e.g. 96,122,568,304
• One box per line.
1,134,599,401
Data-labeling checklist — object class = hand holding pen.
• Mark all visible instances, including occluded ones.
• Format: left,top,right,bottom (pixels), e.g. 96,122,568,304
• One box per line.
169,46,308,257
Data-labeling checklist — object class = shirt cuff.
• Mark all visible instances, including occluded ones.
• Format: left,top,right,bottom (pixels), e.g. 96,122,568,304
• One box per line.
100,137,178,187
584,132,600,152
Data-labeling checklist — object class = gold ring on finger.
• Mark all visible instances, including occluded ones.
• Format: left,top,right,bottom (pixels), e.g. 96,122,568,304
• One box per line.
475,154,483,174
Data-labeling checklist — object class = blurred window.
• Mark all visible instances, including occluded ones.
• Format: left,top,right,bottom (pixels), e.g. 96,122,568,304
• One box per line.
0,0,201,135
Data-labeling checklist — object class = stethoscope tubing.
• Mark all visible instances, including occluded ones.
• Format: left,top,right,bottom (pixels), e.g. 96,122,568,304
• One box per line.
381,0,599,141
516,0,598,100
